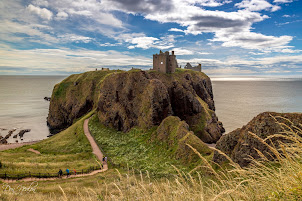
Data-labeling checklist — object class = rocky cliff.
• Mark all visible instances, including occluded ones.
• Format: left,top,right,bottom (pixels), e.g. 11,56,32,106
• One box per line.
97,69,224,143
48,69,224,143
213,112,302,167
47,70,115,133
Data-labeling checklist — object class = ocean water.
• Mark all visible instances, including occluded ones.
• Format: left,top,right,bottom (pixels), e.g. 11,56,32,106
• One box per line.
0,75,301,142
212,78,302,133
0,76,65,143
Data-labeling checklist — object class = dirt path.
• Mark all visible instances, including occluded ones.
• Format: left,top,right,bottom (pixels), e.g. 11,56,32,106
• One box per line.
27,148,41,154
84,118,105,162
1,118,108,183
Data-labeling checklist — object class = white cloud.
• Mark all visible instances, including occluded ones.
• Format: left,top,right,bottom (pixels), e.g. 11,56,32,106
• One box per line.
126,36,159,49
55,11,68,20
100,0,293,51
27,4,53,20
168,28,185,33
0,20,57,44
273,0,293,3
171,48,195,55
211,30,293,50
279,49,302,53
58,34,93,43
99,42,122,47
122,34,176,50
0,45,152,74
235,0,280,12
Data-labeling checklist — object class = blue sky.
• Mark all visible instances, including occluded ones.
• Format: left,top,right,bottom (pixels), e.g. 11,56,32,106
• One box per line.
0,0,301,77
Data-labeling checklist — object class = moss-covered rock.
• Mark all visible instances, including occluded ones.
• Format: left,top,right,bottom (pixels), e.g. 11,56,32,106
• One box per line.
48,69,224,143
153,116,212,163
47,70,116,133
97,69,224,143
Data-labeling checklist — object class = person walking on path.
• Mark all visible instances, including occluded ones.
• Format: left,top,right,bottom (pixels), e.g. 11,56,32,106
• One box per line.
58,169,63,178
66,168,70,177
73,169,77,175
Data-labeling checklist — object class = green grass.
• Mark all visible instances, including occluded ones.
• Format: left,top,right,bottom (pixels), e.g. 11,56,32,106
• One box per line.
88,115,189,177
0,112,98,175
52,70,118,102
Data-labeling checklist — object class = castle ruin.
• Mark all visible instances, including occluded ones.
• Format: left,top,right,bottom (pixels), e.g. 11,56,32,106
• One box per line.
153,50,178,73
184,63,202,72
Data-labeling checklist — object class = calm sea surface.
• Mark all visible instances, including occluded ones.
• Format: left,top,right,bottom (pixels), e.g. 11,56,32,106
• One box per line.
0,76,65,143
0,76,301,142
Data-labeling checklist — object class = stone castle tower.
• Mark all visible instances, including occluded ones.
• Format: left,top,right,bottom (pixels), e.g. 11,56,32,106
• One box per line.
153,50,178,73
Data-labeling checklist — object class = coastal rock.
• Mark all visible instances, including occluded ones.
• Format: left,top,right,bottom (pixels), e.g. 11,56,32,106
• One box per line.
48,69,224,143
213,112,302,167
18,129,31,138
44,97,51,101
47,71,114,133
97,70,224,143
153,116,212,162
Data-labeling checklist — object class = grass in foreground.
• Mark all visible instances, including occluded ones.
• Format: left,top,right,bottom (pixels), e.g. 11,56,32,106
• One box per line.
0,112,98,175
1,116,302,200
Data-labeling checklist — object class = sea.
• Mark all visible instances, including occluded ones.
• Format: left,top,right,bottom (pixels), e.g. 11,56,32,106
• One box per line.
0,75,302,143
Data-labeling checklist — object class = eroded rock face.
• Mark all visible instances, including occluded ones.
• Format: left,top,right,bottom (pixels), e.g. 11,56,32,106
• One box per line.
47,71,113,133
47,69,224,143
98,71,172,131
213,112,302,167
97,70,224,143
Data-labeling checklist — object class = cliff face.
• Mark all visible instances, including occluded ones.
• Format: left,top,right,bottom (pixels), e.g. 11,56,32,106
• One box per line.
48,69,224,143
213,112,302,167
47,70,114,133
97,70,224,143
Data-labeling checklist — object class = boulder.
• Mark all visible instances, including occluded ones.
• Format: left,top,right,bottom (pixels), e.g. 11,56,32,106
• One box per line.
213,112,302,167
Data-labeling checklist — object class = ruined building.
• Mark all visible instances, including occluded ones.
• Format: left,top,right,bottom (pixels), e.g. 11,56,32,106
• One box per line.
153,50,178,73
184,63,202,72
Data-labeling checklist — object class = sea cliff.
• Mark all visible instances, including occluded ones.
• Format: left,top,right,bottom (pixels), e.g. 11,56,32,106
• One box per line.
47,69,224,143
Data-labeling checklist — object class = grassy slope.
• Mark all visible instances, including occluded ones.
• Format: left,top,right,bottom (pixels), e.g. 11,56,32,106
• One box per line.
52,70,120,104
2,122,302,200
89,115,190,176
0,112,98,175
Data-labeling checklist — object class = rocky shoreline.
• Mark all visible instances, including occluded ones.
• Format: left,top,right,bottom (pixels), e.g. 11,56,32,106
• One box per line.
0,128,31,144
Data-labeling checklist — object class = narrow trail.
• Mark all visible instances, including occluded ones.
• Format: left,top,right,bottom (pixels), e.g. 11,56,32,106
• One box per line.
1,117,108,183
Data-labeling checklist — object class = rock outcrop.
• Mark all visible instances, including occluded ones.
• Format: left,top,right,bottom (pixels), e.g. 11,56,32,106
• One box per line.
153,116,212,163
48,69,224,143
213,112,302,167
47,70,115,133
97,70,224,143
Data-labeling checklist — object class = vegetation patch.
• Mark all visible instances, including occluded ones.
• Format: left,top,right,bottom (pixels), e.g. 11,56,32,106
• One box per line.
89,115,189,177
0,112,98,175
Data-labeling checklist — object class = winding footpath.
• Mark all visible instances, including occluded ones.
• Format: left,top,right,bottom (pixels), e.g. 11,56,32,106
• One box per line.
1,118,108,183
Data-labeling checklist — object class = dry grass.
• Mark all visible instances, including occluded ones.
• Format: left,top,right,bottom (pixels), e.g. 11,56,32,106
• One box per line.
1,117,302,200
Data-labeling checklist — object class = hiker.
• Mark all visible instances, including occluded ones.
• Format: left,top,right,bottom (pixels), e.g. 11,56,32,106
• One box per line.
104,156,107,163
73,169,77,175
58,169,63,178
66,168,70,177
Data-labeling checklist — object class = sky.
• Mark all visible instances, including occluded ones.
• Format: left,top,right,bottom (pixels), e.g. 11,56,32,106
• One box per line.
0,0,301,77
